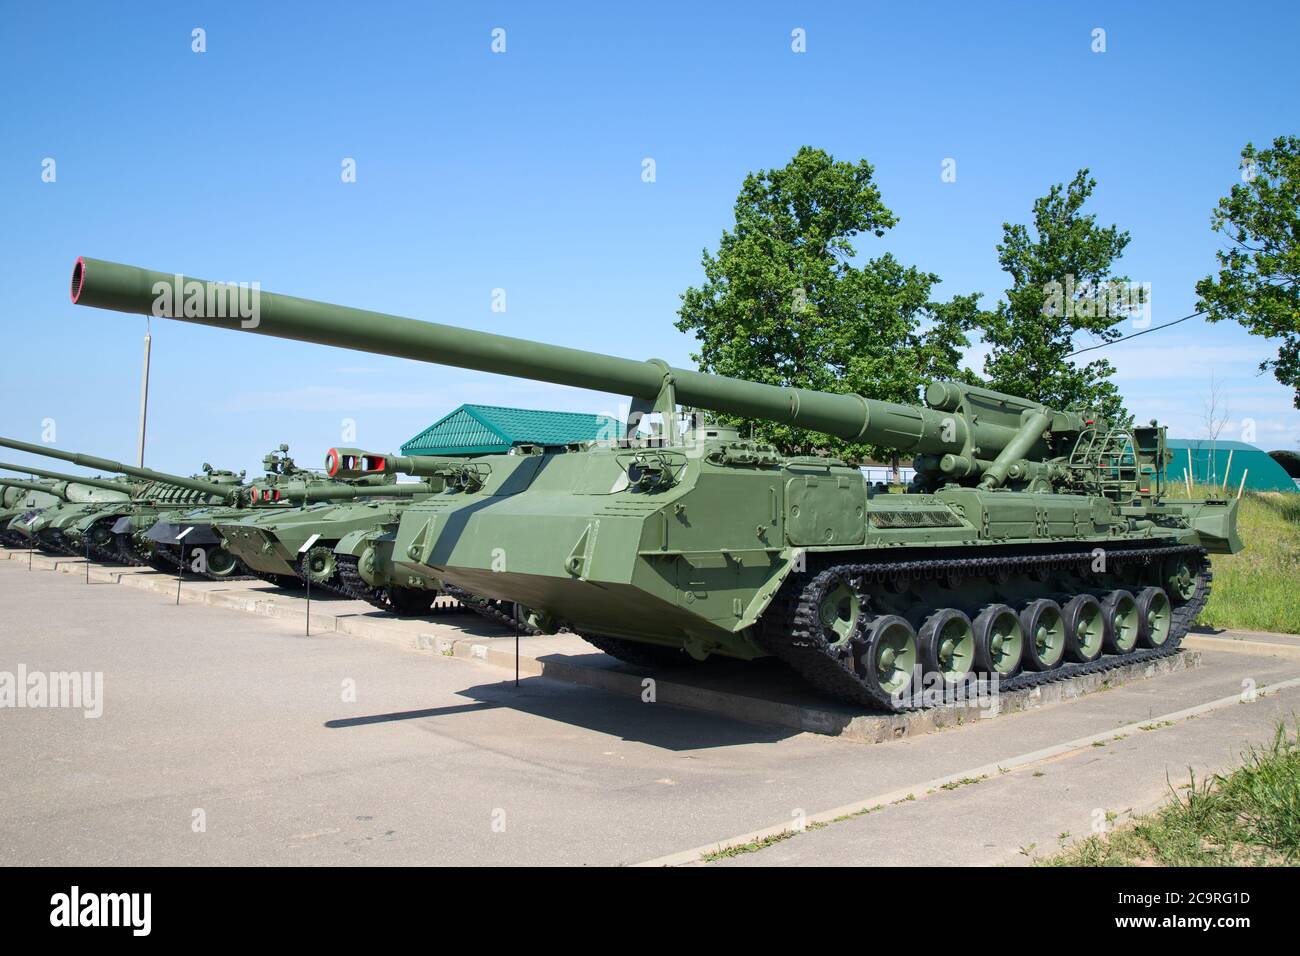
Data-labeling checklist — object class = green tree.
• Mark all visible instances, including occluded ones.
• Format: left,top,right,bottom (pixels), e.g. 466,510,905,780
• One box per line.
980,170,1135,422
1196,135,1300,409
675,146,978,463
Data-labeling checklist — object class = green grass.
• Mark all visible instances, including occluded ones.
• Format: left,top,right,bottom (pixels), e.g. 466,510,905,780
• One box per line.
1169,485,1300,634
1040,720,1300,866
699,830,796,860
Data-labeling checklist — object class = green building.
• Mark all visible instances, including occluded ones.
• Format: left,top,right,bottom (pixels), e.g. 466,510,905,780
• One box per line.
401,404,621,457
1163,439,1298,493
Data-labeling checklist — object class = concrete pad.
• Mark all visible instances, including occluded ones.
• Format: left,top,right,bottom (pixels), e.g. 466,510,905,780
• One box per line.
0,546,1220,745
701,672,1300,867
3,556,1299,866
1186,626,1300,661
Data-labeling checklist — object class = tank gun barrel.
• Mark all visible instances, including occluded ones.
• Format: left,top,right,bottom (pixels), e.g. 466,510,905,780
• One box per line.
0,435,240,501
0,461,132,495
326,448,493,493
71,258,1086,461
251,479,431,504
0,477,69,501
325,448,457,480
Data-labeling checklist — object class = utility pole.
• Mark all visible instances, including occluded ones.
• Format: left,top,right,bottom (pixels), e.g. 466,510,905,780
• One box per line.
137,323,151,467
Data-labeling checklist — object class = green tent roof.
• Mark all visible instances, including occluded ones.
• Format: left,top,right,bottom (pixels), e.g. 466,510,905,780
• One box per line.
1163,439,1298,492
401,405,620,456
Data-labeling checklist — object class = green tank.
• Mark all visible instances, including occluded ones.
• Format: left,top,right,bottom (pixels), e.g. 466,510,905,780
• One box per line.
70,257,1242,709
0,463,134,553
323,448,530,622
140,443,402,582
0,435,429,579
1,477,71,547
0,437,251,568
211,445,436,605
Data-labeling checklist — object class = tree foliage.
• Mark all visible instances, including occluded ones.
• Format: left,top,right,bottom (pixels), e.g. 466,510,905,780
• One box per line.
1196,135,1300,409
675,147,978,462
980,170,1134,422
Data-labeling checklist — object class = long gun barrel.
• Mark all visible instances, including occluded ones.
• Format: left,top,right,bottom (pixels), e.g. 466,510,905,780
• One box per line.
0,477,70,501
0,435,239,501
251,480,432,504
70,258,1087,463
325,448,458,479
0,461,132,495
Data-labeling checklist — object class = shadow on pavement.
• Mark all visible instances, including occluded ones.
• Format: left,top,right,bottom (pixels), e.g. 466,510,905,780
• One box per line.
324,674,802,751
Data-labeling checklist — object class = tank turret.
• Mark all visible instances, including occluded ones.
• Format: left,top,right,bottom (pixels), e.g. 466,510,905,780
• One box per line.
0,461,135,497
0,477,69,501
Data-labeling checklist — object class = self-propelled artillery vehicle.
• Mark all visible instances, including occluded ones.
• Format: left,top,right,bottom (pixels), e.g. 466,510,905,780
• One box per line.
71,257,1242,709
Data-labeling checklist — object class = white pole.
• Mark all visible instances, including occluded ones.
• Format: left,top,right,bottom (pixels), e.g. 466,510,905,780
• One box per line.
1237,469,1248,500
1222,449,1234,495
137,325,152,468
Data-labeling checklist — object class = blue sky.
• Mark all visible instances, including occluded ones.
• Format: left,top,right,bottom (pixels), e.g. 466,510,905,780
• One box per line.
2,1,1297,476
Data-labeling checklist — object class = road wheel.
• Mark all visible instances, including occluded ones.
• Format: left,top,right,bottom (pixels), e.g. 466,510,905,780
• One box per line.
972,603,1024,678
1062,593,1105,663
1163,558,1198,604
1101,590,1140,654
1136,587,1173,648
857,614,918,699
205,546,241,578
299,545,337,586
919,608,976,685
1020,598,1066,671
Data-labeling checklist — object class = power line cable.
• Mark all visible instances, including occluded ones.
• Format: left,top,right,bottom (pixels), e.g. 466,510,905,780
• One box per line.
1066,309,1205,358
1065,277,1298,358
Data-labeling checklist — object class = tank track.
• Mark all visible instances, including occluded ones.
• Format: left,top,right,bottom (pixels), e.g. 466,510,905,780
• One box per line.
444,584,545,634
336,553,394,609
576,631,685,668
150,545,185,571
151,543,256,582
293,553,353,597
204,564,257,583
334,554,527,627
25,531,71,556
113,532,151,568
43,530,82,557
335,554,443,614
752,543,1211,712
86,539,121,563
248,568,302,589
58,528,121,563
76,519,127,563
